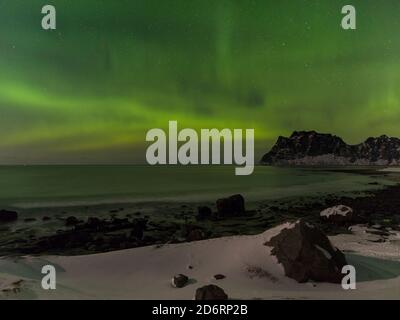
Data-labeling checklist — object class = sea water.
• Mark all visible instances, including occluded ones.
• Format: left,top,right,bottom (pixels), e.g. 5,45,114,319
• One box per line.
0,165,393,209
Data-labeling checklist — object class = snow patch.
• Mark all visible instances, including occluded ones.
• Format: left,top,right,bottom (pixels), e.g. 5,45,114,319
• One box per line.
320,205,352,218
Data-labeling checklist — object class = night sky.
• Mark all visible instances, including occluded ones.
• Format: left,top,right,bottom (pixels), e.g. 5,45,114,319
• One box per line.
1,0,400,164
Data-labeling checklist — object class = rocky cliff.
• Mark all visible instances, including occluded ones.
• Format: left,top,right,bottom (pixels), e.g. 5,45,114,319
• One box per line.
261,131,400,166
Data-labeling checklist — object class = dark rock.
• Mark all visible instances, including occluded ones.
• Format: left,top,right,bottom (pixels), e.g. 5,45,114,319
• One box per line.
196,206,213,221
131,219,147,240
0,210,18,223
195,285,228,300
42,216,51,221
214,274,226,280
112,217,129,225
86,217,103,229
31,230,94,252
216,194,245,217
265,220,347,283
261,131,400,166
186,229,205,242
72,232,93,246
65,216,79,226
171,274,189,288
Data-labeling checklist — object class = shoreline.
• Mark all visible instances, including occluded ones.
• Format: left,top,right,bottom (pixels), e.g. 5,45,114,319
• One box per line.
0,169,399,257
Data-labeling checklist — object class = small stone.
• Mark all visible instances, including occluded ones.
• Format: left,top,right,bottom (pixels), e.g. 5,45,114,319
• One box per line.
171,274,189,288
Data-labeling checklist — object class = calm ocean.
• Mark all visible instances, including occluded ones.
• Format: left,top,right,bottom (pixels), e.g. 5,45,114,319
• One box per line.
0,165,391,209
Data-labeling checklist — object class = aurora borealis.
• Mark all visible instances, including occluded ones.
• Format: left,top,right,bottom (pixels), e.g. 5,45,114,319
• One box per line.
1,0,400,164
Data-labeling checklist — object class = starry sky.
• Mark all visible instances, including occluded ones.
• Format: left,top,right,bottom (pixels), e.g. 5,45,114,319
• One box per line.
0,0,400,164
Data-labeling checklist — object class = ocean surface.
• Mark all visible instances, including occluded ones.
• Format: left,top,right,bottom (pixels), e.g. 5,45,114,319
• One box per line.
0,165,393,209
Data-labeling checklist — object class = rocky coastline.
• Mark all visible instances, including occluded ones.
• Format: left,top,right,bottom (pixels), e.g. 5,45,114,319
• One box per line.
0,175,399,257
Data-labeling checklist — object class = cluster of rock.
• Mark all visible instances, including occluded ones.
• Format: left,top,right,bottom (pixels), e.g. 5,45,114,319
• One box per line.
171,273,228,300
18,216,148,254
261,130,400,165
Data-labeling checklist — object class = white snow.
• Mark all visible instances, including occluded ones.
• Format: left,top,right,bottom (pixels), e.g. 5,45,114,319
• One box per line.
0,222,399,300
380,167,400,173
320,205,353,218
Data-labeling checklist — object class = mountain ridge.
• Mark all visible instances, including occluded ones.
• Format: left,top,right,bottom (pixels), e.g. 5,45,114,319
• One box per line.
261,131,400,166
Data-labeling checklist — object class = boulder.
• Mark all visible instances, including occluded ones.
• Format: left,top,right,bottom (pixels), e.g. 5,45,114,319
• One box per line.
216,194,245,217
195,285,228,300
320,205,355,223
65,216,79,226
265,220,347,283
196,206,212,221
0,210,18,223
214,274,226,280
171,274,189,288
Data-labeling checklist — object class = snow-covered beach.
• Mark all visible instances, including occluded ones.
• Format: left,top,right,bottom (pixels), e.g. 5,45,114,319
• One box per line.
1,222,399,300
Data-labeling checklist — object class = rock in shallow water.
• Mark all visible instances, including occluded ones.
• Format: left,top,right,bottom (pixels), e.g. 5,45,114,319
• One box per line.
0,210,18,223
216,194,245,217
265,219,347,283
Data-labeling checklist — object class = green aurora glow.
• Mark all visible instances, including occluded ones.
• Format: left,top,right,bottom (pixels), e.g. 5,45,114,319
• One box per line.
1,0,400,163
